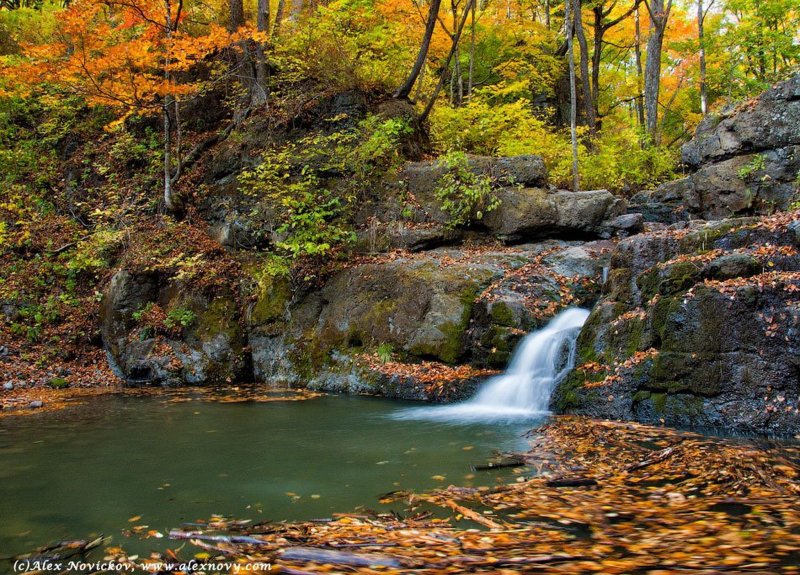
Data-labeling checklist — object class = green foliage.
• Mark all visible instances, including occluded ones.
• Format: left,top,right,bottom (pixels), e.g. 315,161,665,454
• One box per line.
48,377,68,389
132,302,154,323
576,129,677,193
132,302,195,334
376,342,394,364
738,154,767,180
108,125,161,170
65,229,124,275
9,296,61,342
430,94,676,194
165,307,196,331
433,151,499,229
278,0,414,92
239,114,410,258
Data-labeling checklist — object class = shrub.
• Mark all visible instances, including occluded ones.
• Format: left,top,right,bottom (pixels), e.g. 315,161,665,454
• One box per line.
165,307,196,331
433,151,499,229
429,94,676,194
239,114,410,259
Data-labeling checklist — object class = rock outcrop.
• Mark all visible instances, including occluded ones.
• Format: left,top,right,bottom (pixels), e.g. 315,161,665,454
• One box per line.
385,156,627,243
631,75,800,221
552,215,800,434
247,242,608,396
102,270,246,385
99,76,800,435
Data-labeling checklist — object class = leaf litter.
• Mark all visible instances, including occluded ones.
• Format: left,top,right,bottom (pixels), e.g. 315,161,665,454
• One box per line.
90,416,800,574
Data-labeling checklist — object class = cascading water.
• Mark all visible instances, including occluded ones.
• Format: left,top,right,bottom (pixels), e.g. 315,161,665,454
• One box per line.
394,308,589,422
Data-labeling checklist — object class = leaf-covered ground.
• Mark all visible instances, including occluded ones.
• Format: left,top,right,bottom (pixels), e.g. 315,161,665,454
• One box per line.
91,416,800,574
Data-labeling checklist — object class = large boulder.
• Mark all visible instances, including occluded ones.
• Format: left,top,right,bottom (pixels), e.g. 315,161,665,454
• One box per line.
682,75,800,168
552,215,800,434
101,270,247,385
631,75,800,221
482,189,625,242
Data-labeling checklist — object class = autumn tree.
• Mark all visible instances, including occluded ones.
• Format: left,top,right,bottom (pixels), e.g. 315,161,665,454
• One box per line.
643,0,672,143
395,0,442,99
14,0,237,211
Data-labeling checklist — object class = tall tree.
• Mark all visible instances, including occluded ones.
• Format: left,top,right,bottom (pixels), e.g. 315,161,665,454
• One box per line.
229,0,245,31
273,0,287,36
253,0,270,106
633,4,646,130
467,0,476,98
696,0,710,115
572,0,596,133
395,0,443,99
565,0,580,190
643,0,673,142
591,0,640,121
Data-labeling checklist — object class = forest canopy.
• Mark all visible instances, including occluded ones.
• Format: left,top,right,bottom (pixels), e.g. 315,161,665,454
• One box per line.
1,0,798,195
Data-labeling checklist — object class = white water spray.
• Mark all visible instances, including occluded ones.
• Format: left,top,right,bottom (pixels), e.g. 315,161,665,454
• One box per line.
394,308,589,422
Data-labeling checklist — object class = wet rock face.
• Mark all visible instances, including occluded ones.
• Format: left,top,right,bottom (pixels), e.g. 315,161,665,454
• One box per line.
552,216,800,434
247,242,608,388
632,74,800,222
101,270,246,386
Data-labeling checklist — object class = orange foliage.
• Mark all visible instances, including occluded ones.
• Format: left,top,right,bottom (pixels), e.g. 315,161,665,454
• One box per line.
7,0,244,115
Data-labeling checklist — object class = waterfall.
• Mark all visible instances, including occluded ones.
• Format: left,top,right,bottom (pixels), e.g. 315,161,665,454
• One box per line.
394,308,589,422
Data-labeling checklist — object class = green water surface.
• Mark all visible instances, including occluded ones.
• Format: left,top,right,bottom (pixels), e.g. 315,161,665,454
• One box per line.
0,392,537,557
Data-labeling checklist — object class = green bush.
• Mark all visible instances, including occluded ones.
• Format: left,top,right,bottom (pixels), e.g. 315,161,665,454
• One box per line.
429,93,676,194
165,307,196,331
376,342,394,364
239,114,410,259
433,151,499,229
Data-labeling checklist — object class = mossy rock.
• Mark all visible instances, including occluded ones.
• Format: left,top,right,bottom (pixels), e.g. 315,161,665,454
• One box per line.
479,324,517,368
48,377,69,389
249,273,292,327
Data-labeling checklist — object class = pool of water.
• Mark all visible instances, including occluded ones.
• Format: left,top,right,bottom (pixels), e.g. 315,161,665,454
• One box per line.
0,391,540,557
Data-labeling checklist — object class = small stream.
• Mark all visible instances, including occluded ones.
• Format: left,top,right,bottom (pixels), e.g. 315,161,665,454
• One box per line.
0,393,538,557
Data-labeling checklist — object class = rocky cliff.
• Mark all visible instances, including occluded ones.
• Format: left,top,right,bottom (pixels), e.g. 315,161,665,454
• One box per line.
631,75,800,221
102,149,621,400
553,75,800,434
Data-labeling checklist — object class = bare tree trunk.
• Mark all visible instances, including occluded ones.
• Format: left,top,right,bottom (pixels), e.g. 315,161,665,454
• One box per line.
565,0,580,191
414,63,427,101
545,0,551,29
173,97,182,182
452,0,463,106
644,0,672,143
420,0,475,122
258,0,270,31
572,0,596,133
395,0,443,99
467,0,475,99
273,0,287,37
697,0,708,115
592,5,603,119
229,0,245,31
253,0,270,107
229,0,257,112
633,5,645,130
163,0,175,212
